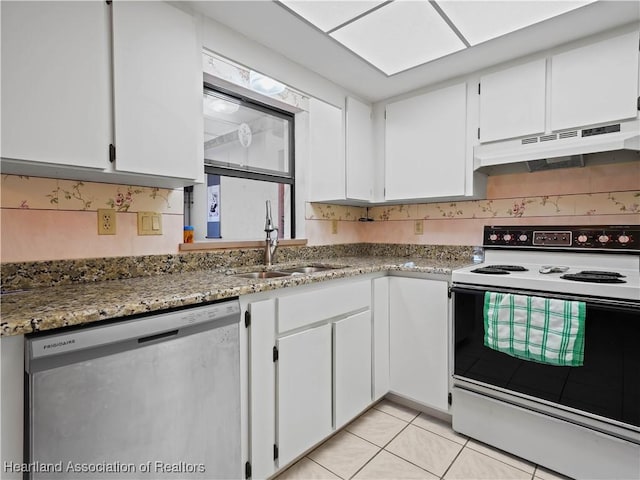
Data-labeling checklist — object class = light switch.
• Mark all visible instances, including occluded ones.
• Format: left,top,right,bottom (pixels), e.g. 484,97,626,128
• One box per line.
137,211,163,235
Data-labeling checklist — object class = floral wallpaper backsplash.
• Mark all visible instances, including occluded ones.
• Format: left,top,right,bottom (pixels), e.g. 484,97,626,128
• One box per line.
305,203,367,221
364,191,640,221
1,175,184,262
1,175,180,213
306,192,639,223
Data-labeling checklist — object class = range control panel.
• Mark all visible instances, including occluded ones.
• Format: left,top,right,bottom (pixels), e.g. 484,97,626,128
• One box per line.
483,225,640,252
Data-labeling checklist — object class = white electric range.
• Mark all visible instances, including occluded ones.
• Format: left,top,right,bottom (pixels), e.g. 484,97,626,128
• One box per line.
451,225,640,480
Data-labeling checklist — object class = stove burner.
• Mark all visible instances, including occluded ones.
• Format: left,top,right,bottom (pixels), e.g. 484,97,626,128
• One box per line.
579,270,626,278
471,265,529,275
471,267,511,275
561,273,627,284
490,265,529,271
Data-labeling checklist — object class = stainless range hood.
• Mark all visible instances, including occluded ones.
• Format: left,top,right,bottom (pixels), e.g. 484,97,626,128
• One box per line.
474,118,640,172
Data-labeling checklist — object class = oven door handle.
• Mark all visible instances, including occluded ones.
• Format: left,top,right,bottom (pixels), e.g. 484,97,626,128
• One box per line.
451,284,640,313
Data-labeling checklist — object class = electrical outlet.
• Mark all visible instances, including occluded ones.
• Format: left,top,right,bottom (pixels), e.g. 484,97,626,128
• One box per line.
98,209,116,235
414,220,424,235
331,219,338,235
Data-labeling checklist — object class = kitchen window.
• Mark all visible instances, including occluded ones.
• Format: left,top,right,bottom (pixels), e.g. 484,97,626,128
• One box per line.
190,86,295,240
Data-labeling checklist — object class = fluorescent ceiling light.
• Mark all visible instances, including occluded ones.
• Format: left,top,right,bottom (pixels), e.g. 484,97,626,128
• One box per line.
331,1,466,75
437,0,597,46
279,0,387,32
249,71,286,95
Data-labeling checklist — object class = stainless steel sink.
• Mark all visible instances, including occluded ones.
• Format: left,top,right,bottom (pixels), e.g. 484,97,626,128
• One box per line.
234,271,291,279
233,265,344,279
276,265,341,274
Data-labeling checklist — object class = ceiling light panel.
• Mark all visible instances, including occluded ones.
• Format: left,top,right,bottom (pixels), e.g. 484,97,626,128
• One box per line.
330,1,466,76
437,1,596,46
279,0,387,32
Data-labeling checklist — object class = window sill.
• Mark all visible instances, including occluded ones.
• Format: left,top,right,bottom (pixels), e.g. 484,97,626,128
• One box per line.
179,238,308,252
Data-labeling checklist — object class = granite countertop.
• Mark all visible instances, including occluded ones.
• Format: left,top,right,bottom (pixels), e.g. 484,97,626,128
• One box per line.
0,256,471,337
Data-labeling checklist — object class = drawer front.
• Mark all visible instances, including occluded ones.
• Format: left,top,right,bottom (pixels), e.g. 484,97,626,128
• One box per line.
277,280,371,333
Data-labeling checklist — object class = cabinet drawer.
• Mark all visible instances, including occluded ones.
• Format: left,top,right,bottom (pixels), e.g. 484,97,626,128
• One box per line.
277,280,370,333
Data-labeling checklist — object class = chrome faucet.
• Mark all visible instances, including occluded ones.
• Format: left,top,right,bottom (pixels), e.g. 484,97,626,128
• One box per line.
264,200,278,266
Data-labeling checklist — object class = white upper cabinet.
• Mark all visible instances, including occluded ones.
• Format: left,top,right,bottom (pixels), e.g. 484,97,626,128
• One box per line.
1,1,203,187
385,82,467,201
345,96,374,201
308,96,375,203
112,1,203,183
550,30,640,132
308,98,345,202
1,1,110,170
479,59,547,143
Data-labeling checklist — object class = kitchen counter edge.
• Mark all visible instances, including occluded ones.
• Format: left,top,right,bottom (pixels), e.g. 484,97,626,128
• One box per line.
0,256,471,337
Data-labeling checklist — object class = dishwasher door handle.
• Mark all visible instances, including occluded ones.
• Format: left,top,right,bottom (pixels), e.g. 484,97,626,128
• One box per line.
137,329,179,344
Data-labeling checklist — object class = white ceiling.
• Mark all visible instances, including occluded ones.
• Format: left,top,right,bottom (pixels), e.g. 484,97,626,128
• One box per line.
188,0,640,102
280,1,597,76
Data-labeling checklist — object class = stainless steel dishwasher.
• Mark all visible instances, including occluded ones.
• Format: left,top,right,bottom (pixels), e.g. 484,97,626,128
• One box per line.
25,299,241,480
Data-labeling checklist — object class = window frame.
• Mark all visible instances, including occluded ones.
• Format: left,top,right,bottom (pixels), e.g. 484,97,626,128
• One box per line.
202,83,296,238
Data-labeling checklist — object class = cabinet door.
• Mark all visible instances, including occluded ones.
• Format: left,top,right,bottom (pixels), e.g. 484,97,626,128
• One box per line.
550,31,640,131
112,1,203,182
1,1,110,169
346,97,374,201
277,324,332,468
389,277,449,411
308,98,345,201
373,277,390,400
334,310,372,429
248,299,277,480
385,83,467,200
479,59,546,142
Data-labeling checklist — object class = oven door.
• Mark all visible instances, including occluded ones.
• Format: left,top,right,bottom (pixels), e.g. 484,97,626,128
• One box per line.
452,284,640,440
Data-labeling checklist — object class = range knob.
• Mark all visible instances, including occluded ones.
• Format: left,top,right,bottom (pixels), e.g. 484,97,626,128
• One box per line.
598,234,610,244
503,234,512,242
518,234,528,242
618,234,630,244
489,233,499,241
577,234,588,243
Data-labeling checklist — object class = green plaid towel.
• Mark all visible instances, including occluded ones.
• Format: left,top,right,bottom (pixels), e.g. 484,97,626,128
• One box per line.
484,291,586,366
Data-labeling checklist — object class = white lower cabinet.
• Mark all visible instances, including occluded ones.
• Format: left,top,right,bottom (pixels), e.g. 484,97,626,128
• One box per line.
277,324,333,467
246,298,276,480
389,277,449,411
334,310,372,429
246,274,449,478
246,278,374,478
372,277,390,400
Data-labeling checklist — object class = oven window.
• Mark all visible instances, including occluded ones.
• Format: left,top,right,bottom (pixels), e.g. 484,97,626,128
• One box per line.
454,289,640,427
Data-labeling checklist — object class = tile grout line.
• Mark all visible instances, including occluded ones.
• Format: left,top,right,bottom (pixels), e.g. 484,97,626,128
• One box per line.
384,449,444,479
375,417,444,478
368,406,473,478
463,442,537,477
439,438,469,479
372,403,421,423
344,446,383,480
305,456,347,480
345,419,412,479
409,415,469,447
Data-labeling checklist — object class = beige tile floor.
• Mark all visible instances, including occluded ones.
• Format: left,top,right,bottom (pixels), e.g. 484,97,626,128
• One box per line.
274,400,573,480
